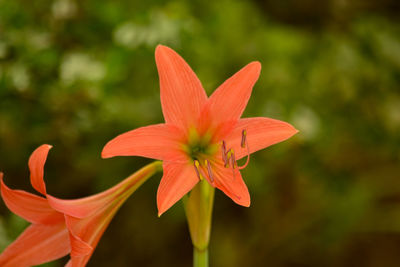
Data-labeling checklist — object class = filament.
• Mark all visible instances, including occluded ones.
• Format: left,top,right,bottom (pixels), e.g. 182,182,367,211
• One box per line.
230,150,236,180
221,141,228,166
205,160,214,183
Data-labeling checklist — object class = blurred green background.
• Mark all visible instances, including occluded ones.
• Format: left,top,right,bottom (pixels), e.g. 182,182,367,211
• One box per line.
1,0,400,266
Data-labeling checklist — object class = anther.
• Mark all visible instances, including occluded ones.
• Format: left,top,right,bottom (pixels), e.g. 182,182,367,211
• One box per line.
193,160,202,180
225,148,234,168
241,129,247,148
205,160,214,183
230,149,236,169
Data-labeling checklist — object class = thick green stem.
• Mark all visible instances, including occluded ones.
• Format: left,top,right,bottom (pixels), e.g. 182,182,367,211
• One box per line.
183,180,215,267
194,247,208,267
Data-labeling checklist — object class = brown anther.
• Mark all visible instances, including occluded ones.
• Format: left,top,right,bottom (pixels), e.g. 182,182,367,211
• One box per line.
205,160,214,183
241,129,247,148
231,149,236,169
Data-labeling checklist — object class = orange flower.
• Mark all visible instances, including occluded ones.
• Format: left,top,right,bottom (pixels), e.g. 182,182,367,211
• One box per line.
0,145,161,267
102,45,298,216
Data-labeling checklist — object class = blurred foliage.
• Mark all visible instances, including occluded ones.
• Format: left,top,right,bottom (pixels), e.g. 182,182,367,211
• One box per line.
1,0,400,266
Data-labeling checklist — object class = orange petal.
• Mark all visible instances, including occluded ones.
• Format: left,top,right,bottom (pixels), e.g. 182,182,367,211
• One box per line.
157,162,199,216
28,144,52,195
0,175,64,224
155,45,207,130
200,62,261,136
212,162,250,207
102,123,186,161
225,117,299,160
0,223,70,267
47,161,161,218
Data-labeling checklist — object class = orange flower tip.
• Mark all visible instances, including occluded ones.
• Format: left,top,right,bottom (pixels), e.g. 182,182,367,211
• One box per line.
36,144,53,152
155,44,171,54
101,150,110,159
249,61,262,71
101,145,114,159
157,210,165,217
157,203,169,217
238,198,251,208
291,128,300,136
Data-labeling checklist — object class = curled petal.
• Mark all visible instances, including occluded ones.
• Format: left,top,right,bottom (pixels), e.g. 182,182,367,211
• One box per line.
64,198,123,267
28,144,52,195
157,162,199,216
156,45,207,130
102,124,186,162
0,223,70,267
226,117,298,160
65,215,93,260
0,175,64,224
60,162,162,266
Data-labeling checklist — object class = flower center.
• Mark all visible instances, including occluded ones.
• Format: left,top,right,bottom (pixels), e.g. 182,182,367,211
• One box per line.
187,141,210,160
192,129,251,185
184,129,216,161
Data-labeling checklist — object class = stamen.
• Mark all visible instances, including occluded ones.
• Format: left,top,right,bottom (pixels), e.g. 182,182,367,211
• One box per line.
205,160,214,183
237,131,250,170
194,160,202,180
241,129,247,148
221,141,228,165
231,149,236,169
222,129,250,175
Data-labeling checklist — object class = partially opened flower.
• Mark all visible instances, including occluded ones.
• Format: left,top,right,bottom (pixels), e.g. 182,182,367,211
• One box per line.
0,144,161,267
102,45,298,216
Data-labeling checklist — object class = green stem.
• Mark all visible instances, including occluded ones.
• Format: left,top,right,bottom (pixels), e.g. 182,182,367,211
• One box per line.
194,247,208,267
183,180,215,267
